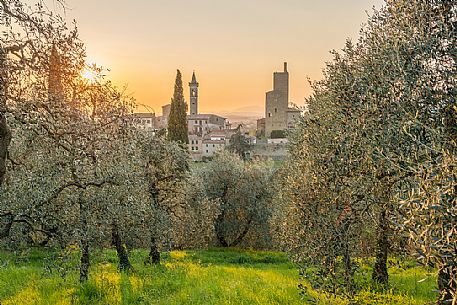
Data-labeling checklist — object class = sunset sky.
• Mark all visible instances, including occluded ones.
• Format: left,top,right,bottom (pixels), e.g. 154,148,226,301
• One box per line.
53,0,384,115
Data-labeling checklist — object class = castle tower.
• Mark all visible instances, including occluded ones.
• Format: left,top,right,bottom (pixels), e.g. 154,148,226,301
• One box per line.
265,62,289,137
189,71,199,115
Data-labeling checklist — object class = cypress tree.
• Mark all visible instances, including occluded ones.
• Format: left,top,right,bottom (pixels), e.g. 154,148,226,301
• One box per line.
168,70,188,144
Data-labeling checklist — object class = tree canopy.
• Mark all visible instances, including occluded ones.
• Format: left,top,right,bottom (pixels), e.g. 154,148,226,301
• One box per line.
168,69,189,144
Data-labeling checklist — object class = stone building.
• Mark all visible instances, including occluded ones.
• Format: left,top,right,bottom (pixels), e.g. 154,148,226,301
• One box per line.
201,129,238,160
256,118,265,137
155,104,171,129
188,114,226,136
188,114,228,161
133,103,170,131
264,62,301,138
132,112,156,130
287,108,301,129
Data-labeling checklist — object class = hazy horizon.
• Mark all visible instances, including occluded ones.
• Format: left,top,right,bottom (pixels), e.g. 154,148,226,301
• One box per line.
48,0,384,114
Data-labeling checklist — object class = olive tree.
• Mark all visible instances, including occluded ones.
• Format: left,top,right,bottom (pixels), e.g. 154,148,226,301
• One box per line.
139,134,189,263
278,0,455,302
198,151,274,248
0,0,143,283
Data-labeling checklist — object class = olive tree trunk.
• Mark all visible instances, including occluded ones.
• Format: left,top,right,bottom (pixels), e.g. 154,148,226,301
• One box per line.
214,210,229,247
0,114,10,187
437,264,456,305
229,215,253,247
372,208,389,286
0,47,10,187
145,235,161,265
145,183,161,264
111,220,132,272
79,192,90,283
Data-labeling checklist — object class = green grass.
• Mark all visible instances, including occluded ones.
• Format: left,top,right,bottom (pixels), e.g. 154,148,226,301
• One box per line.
0,248,437,304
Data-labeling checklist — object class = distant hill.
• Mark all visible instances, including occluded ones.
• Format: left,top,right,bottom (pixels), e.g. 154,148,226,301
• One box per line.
219,106,263,128
220,114,261,132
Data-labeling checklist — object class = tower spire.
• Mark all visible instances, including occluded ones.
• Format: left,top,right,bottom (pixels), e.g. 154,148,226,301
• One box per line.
191,71,197,84
189,71,199,115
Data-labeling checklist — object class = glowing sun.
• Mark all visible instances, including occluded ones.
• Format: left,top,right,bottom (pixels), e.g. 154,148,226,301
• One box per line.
82,68,96,83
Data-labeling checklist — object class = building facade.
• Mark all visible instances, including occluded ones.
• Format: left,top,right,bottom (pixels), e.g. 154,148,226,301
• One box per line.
187,114,229,161
263,62,301,138
132,112,156,130
265,62,289,137
188,114,226,136
256,118,266,137
155,104,171,129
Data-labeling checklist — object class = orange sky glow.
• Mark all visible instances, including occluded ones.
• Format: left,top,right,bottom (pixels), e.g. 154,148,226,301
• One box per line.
50,0,384,116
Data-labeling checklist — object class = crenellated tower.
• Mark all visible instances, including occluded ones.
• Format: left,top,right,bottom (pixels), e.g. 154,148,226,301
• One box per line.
265,62,289,137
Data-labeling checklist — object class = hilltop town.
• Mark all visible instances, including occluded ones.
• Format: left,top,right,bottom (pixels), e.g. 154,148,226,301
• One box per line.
133,62,302,161
2,1,454,304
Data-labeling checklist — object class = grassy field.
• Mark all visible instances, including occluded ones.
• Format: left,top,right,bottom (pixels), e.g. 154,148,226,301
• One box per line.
0,248,437,304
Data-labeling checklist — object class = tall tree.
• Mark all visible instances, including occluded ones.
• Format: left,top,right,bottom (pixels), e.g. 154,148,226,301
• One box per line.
0,0,140,283
168,70,188,144
276,0,456,303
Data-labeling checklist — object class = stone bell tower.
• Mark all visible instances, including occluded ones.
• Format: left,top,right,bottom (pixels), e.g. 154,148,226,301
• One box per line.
189,71,199,115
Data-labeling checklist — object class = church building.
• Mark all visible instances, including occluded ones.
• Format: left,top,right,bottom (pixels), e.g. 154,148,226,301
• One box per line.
186,72,236,161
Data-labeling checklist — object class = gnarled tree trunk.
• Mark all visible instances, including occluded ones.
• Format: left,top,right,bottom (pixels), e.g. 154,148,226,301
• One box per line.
214,210,229,247
145,182,161,264
0,211,13,239
112,220,133,272
229,215,253,247
372,208,389,286
0,48,10,187
437,264,456,305
0,114,10,186
79,192,90,283
145,235,160,265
